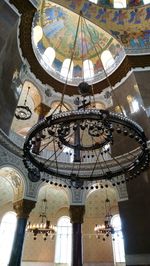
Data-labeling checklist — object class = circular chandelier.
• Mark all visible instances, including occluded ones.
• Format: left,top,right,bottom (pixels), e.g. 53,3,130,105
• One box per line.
23,12,149,187
23,105,149,181
15,86,32,120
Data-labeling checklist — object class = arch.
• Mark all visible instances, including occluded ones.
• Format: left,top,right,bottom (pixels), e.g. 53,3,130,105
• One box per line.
0,211,17,266
85,186,119,218
61,59,74,80
101,50,115,71
113,0,127,8
42,47,56,68
83,59,94,80
0,166,25,202
11,80,42,136
111,214,125,264
20,80,42,109
35,184,70,212
33,25,43,46
55,216,72,264
49,100,72,115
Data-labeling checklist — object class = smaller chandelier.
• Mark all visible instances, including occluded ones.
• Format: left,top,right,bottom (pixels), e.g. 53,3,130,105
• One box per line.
94,197,114,241
15,86,32,120
94,215,114,241
26,198,56,240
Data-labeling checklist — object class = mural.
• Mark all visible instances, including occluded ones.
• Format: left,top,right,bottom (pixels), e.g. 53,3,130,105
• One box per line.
41,0,150,51
32,1,125,84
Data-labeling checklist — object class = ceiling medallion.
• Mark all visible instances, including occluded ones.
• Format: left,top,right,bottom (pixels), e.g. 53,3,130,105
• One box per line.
23,13,149,188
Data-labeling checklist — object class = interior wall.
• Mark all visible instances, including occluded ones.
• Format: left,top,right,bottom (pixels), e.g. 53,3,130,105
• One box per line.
0,2,22,134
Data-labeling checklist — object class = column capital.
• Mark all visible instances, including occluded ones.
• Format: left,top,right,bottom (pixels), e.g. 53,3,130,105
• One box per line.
13,199,36,218
69,205,85,224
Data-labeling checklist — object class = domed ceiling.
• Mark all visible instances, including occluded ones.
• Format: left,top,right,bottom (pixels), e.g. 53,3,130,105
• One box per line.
32,1,125,85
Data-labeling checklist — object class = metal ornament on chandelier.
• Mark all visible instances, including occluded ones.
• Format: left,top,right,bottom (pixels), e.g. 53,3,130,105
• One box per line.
15,86,32,120
23,12,149,188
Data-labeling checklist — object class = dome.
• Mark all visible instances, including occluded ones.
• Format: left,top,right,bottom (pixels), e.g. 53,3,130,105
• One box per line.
32,1,125,86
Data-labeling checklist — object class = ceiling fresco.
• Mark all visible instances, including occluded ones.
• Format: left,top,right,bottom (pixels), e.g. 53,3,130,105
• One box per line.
47,0,150,49
32,1,125,85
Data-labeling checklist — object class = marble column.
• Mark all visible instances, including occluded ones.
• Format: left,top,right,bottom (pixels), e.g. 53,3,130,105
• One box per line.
69,205,85,266
8,199,36,266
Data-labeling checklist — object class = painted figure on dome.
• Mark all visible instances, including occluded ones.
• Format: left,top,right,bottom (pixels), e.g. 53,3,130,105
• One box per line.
112,10,126,25
81,1,92,17
145,7,150,20
128,8,143,23
96,8,107,23
69,0,83,10
83,4,98,19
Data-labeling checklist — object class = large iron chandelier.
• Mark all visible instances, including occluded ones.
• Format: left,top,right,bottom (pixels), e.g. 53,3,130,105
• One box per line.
26,198,56,240
23,12,149,188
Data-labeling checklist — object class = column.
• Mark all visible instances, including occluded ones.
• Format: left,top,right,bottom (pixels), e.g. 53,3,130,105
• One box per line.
69,205,85,266
8,199,36,266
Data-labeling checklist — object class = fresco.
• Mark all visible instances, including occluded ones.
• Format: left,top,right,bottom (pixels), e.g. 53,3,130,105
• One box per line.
32,1,125,85
44,0,150,50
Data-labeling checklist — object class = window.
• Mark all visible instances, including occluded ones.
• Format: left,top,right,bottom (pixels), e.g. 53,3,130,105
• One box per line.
33,25,43,46
127,95,139,113
61,59,74,80
114,0,127,8
0,212,17,266
83,60,94,80
88,0,98,3
101,50,115,72
111,214,125,264
55,216,72,265
43,47,56,68
143,0,150,4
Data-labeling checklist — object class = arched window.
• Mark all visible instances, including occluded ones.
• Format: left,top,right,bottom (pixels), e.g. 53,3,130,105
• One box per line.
0,212,17,266
88,0,98,4
55,216,72,265
61,59,74,80
111,214,125,264
101,50,115,71
43,47,56,68
127,95,139,113
143,0,150,4
114,0,127,8
33,25,43,46
83,59,94,80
